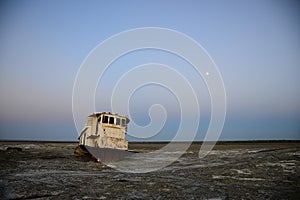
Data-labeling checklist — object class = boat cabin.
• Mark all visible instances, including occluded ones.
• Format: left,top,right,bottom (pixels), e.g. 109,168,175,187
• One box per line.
78,112,129,150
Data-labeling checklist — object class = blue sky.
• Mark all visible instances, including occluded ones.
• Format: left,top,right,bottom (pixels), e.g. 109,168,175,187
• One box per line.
0,0,299,141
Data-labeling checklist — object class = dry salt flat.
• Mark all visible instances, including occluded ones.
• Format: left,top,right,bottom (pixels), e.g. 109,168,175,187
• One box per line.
0,141,299,199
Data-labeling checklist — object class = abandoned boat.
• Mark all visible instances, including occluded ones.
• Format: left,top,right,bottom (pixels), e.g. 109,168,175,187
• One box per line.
74,112,133,162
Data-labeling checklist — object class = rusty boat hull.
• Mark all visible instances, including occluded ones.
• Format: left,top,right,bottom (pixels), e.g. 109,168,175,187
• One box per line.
74,145,133,162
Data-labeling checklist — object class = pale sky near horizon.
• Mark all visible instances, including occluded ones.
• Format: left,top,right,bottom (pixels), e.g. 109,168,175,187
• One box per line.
0,0,299,141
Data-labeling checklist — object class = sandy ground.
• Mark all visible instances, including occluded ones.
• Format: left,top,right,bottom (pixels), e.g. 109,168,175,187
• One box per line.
0,141,299,199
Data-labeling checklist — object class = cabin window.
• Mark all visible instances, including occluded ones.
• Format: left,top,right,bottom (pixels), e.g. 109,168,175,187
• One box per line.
102,116,108,123
121,119,126,127
109,117,114,124
116,118,120,125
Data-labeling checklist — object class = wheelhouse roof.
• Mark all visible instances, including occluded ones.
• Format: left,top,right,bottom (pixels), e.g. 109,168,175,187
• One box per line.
88,112,129,120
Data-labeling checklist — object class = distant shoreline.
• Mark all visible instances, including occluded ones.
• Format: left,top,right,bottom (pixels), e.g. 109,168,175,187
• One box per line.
0,140,299,144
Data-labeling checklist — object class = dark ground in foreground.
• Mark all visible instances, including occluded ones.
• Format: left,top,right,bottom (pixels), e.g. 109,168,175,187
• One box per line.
0,141,299,199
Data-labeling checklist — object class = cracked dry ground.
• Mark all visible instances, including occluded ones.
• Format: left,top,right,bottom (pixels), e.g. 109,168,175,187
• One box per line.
0,142,299,199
